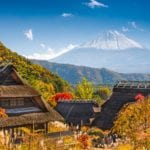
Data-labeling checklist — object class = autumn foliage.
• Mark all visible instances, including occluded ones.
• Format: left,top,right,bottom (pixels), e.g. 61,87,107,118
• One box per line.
113,97,150,149
52,92,73,102
0,108,7,118
77,134,90,149
135,93,145,102
48,92,73,107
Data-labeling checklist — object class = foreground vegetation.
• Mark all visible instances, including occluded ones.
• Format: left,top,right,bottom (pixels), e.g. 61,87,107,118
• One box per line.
112,96,150,149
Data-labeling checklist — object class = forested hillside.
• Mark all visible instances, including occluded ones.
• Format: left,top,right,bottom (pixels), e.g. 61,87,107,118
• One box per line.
32,60,150,85
0,42,69,100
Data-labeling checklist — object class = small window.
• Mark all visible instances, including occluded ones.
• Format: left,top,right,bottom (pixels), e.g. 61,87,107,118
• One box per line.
10,100,17,106
1,98,25,107
1,100,9,107
17,99,24,106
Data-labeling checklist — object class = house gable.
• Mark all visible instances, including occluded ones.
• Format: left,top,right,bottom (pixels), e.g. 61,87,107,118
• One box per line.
0,64,64,128
0,65,24,85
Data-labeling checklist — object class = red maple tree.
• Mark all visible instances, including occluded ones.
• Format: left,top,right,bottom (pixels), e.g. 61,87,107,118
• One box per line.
52,92,73,102
135,93,145,102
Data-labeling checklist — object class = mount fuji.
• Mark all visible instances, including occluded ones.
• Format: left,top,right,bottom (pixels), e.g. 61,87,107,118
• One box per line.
51,31,150,73
80,30,143,50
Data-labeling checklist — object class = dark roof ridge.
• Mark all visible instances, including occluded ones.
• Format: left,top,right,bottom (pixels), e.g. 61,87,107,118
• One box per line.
0,63,14,72
115,80,150,89
57,100,97,103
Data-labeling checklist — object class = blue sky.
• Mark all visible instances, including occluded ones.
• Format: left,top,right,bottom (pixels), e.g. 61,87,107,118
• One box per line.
0,0,150,59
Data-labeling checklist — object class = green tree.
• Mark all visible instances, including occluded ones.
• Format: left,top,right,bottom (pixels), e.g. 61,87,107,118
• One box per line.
96,87,112,100
75,78,94,99
112,97,150,149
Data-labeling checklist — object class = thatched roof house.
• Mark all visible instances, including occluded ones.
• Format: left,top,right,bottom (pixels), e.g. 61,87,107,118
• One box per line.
92,81,150,130
0,64,63,129
55,101,100,126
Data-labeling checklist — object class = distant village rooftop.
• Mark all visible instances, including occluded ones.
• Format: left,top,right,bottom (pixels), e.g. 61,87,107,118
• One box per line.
93,80,150,130
58,100,98,104
55,100,100,126
114,81,150,89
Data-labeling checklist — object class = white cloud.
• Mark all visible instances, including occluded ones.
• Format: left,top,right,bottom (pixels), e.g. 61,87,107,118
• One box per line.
84,0,108,8
40,43,46,49
129,21,137,29
25,47,56,60
25,44,78,60
122,26,129,32
128,21,144,31
24,29,33,40
61,13,73,17
57,44,77,56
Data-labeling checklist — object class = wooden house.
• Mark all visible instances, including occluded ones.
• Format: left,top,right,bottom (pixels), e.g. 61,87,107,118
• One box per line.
92,81,150,130
0,64,63,133
55,100,100,126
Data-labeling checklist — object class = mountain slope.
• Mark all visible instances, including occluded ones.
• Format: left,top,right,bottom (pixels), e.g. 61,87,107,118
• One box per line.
32,60,150,85
51,48,150,73
51,31,150,73
0,42,69,99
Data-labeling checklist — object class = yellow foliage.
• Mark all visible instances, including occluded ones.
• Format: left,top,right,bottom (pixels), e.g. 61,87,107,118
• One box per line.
76,77,94,99
81,126,89,132
0,107,7,118
63,136,74,144
97,86,112,100
48,123,67,133
30,80,55,100
0,57,2,62
112,98,150,149
48,98,57,107
116,144,133,150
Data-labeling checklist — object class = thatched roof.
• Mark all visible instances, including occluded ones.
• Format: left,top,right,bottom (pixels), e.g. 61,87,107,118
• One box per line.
115,81,150,89
92,81,150,130
0,85,40,98
0,112,64,128
0,64,64,127
0,64,24,85
55,101,100,126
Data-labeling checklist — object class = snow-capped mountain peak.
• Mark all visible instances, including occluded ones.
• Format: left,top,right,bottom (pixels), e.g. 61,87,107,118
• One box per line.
80,30,143,50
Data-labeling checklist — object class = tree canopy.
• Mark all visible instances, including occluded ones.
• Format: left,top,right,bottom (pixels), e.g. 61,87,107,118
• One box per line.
75,78,94,99
112,95,150,149
96,87,112,100
48,92,73,107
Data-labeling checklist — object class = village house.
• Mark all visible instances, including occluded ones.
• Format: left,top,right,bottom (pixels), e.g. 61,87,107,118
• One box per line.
55,100,100,127
0,64,63,137
92,81,150,130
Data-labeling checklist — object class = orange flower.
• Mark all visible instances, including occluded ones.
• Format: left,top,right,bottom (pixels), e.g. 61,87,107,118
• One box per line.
0,107,7,118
